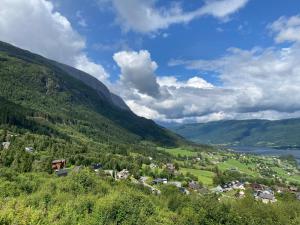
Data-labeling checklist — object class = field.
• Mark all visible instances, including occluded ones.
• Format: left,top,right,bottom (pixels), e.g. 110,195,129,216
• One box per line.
218,159,258,176
272,166,300,184
159,147,198,157
180,168,215,186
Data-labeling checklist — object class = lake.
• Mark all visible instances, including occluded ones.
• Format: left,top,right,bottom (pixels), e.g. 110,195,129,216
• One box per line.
229,146,300,165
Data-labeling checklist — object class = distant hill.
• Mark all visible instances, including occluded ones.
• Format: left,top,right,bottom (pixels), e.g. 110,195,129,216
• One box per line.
170,119,300,148
0,41,184,146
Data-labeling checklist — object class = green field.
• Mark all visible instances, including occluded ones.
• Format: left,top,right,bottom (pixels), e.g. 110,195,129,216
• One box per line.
159,147,198,157
180,168,215,186
272,167,300,184
218,159,258,176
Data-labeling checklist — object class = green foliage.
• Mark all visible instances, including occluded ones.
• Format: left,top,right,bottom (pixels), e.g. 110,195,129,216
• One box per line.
172,119,300,148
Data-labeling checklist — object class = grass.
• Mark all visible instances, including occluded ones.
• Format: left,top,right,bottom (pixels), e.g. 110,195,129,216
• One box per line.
272,166,300,184
159,147,198,157
180,168,215,186
218,159,258,176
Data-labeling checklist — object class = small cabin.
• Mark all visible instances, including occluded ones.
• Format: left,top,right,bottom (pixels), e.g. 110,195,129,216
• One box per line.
116,169,130,180
152,178,168,185
52,159,66,170
25,147,34,153
91,163,102,172
56,169,68,177
1,142,10,150
189,181,201,190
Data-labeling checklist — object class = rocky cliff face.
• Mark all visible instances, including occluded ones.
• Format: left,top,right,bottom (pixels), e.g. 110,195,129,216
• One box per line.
52,62,130,111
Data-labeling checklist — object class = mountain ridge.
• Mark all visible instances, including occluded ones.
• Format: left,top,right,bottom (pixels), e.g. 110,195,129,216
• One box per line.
0,40,185,146
170,118,300,148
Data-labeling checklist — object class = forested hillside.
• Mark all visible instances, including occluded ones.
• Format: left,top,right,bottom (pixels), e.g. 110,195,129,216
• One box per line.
171,119,300,148
0,41,184,145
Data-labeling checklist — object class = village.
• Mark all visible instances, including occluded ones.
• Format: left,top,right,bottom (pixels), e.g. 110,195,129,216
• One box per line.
48,147,300,204
2,137,300,204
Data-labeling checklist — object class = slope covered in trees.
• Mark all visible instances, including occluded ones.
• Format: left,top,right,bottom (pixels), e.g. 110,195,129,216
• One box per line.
0,41,184,147
171,119,300,148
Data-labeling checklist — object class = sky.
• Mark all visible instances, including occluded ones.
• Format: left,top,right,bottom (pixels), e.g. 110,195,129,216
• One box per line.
1,0,300,124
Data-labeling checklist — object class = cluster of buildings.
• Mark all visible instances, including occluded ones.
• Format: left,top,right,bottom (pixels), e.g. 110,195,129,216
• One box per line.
51,159,132,181
212,180,245,193
252,183,277,203
210,181,300,203
1,141,10,149
1,141,34,154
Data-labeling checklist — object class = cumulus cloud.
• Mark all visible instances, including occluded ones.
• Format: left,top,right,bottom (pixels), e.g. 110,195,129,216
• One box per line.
157,76,213,89
0,0,108,83
112,15,300,123
111,0,249,33
269,15,300,43
167,45,300,122
113,50,160,97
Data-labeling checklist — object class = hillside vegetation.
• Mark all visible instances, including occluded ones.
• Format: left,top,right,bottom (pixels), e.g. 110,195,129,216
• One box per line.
0,41,184,147
1,41,300,225
171,119,300,148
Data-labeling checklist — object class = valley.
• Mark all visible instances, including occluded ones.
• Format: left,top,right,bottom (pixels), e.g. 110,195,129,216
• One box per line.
0,41,300,224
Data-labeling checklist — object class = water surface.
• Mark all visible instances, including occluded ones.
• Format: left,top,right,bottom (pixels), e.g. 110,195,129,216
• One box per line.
229,146,300,165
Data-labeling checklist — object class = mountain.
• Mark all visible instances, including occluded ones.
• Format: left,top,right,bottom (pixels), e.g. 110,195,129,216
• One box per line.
170,119,300,148
0,41,184,147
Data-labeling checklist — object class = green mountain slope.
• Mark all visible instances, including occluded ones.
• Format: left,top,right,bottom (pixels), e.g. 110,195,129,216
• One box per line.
171,119,300,148
0,41,184,147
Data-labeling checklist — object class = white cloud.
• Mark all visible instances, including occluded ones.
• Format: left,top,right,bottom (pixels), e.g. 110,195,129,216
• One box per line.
111,0,249,33
75,55,109,82
76,11,87,27
157,76,213,89
168,43,300,122
113,50,160,97
112,14,300,123
270,15,300,43
0,0,108,83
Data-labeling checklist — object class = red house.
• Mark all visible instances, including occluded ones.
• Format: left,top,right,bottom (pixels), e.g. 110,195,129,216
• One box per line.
52,159,66,170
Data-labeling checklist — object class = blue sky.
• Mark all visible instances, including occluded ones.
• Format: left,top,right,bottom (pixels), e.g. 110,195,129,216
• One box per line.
1,0,300,123
53,0,300,84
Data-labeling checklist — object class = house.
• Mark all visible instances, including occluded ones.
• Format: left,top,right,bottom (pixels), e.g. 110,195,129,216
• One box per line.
152,178,167,185
91,163,102,172
169,181,182,188
255,190,277,203
150,163,157,169
232,181,245,190
25,147,34,153
139,176,148,183
222,183,233,192
56,169,68,177
150,187,161,195
252,183,264,192
189,181,201,190
1,142,10,150
289,186,298,192
104,170,114,177
116,169,130,180
179,187,190,195
166,163,176,173
211,185,223,193
52,159,66,170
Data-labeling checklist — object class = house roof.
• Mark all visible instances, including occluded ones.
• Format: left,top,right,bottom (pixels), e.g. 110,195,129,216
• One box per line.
258,192,275,200
52,159,66,164
56,169,68,176
153,178,167,182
